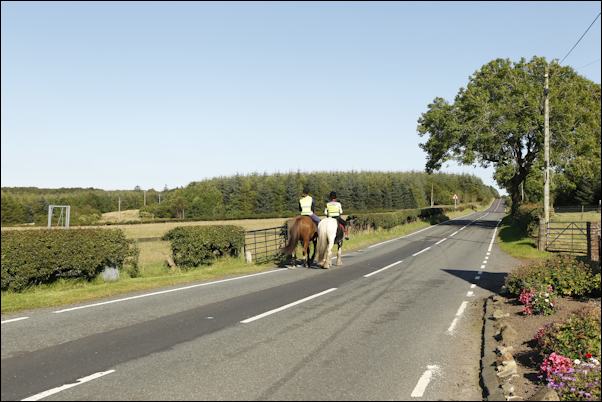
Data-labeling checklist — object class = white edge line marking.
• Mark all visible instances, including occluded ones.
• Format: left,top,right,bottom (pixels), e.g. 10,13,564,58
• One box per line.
412,246,431,257
480,265,486,269
364,260,403,278
455,301,468,316
1,316,29,324
486,252,491,256
470,284,476,289
482,260,488,264
467,291,474,297
475,275,481,280
487,219,502,252
435,238,447,245
477,271,483,275
22,370,116,401
450,230,459,237
241,288,337,323
54,269,283,314
411,365,440,397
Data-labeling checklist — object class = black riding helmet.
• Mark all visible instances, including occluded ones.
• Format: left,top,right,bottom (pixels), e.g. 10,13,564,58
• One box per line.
329,191,337,200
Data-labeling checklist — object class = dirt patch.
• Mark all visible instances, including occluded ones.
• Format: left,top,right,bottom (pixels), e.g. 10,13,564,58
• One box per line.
493,293,601,400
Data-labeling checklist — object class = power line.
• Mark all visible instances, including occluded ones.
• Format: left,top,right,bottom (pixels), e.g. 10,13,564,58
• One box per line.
577,58,601,69
559,12,601,65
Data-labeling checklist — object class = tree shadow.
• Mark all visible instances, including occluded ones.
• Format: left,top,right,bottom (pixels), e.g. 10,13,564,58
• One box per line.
441,269,508,294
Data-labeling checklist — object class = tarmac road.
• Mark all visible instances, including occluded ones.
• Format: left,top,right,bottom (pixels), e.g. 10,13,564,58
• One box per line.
1,199,517,401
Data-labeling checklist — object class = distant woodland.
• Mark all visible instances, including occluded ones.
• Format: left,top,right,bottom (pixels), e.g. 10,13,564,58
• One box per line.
1,171,498,225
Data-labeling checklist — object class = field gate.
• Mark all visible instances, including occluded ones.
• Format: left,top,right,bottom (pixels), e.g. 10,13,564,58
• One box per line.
244,225,288,263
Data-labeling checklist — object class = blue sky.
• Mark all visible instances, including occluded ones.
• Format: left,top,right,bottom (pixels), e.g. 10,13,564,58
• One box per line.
1,1,600,192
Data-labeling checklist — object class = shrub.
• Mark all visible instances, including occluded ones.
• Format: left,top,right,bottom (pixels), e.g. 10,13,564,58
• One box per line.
540,353,601,401
511,204,542,238
162,225,245,268
536,307,601,360
518,284,557,315
506,255,598,297
1,228,139,292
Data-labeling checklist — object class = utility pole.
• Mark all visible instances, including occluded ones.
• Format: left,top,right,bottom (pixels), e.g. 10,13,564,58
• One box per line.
118,196,121,219
544,65,550,224
158,193,161,204
144,190,147,206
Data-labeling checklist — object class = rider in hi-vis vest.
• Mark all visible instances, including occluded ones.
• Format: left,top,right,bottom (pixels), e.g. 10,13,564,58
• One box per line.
299,187,320,226
325,191,349,240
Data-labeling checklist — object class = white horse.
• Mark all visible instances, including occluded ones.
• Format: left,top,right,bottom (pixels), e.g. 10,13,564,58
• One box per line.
316,217,345,269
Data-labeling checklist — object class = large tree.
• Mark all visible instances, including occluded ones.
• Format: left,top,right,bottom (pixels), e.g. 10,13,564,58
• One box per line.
417,56,601,213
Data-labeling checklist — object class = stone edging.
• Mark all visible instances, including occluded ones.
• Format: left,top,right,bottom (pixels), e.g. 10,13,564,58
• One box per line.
481,296,507,401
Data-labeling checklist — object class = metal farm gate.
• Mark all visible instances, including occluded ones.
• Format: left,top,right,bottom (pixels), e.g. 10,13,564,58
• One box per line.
244,226,288,263
546,222,588,255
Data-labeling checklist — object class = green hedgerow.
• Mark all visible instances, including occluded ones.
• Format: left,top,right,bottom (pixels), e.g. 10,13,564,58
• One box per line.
506,255,598,297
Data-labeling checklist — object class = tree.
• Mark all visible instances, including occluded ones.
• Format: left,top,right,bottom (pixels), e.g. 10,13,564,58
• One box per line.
417,56,601,214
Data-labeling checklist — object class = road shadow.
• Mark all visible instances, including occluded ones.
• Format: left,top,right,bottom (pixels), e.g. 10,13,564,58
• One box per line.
441,269,508,295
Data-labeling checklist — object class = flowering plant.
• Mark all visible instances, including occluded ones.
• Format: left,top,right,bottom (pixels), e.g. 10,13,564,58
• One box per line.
541,353,601,401
518,285,556,315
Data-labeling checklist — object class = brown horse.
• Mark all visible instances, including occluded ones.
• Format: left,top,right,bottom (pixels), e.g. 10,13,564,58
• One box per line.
282,216,318,267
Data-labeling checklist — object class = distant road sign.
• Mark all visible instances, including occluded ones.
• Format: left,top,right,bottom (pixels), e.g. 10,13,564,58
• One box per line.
453,194,458,200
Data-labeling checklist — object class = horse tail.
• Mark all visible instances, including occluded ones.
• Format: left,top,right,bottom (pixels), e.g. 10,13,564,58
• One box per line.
283,218,301,255
316,220,329,262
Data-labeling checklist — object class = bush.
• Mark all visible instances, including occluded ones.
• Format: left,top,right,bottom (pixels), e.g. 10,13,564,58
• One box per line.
535,307,601,360
506,255,599,297
162,225,245,268
511,204,542,238
1,228,139,292
540,353,601,401
518,284,557,315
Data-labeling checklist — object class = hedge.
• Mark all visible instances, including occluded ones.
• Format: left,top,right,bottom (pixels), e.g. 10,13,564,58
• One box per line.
349,204,478,231
505,255,600,297
1,228,139,292
162,225,245,268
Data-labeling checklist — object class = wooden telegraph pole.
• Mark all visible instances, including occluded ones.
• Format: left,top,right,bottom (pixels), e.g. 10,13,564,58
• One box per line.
544,65,550,224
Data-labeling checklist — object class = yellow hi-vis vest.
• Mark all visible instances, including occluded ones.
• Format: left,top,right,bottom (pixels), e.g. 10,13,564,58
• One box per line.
300,196,313,215
326,201,342,217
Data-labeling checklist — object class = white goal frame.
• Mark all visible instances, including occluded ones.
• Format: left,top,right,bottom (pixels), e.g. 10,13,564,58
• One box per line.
47,205,71,228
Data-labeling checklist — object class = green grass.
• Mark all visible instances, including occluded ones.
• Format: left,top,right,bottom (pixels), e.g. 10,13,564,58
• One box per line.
497,215,551,261
0,203,489,314
551,211,601,223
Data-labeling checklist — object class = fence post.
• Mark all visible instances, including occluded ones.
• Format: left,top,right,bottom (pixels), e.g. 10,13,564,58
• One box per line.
538,218,546,251
587,222,600,262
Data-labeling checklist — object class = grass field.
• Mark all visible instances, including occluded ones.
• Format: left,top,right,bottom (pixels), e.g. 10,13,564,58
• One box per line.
1,203,491,314
99,209,141,223
550,211,601,223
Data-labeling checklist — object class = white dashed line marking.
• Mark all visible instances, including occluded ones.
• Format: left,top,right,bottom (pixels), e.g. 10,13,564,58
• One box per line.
412,247,431,257
364,260,404,278
22,370,116,401
241,288,337,323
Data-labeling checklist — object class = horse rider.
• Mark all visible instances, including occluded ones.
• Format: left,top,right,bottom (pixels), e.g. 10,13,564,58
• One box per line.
325,191,349,240
299,187,321,226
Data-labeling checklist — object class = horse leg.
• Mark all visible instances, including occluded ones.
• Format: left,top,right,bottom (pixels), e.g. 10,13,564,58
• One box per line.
302,238,310,267
309,237,317,266
324,240,334,269
336,241,343,266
